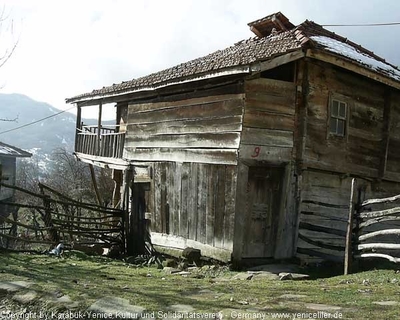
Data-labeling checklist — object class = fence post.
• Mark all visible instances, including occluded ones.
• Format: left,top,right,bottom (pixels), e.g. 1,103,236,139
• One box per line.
39,185,59,243
344,178,356,275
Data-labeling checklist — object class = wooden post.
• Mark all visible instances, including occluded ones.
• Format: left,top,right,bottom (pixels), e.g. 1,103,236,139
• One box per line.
379,89,391,179
75,104,82,152
112,169,123,208
292,59,309,257
97,101,103,156
0,160,2,194
124,168,134,255
89,164,103,206
344,178,356,275
39,185,59,243
294,59,309,173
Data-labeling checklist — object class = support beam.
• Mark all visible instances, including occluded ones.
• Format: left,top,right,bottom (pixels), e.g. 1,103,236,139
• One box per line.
75,104,82,152
293,59,309,257
89,164,103,206
344,178,356,275
97,101,103,155
112,169,123,208
379,89,392,179
294,59,309,172
123,168,134,255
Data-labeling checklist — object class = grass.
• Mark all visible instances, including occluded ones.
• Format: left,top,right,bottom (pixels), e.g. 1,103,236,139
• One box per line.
1,251,400,319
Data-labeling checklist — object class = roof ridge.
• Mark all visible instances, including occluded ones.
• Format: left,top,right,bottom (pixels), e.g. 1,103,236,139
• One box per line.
299,20,399,69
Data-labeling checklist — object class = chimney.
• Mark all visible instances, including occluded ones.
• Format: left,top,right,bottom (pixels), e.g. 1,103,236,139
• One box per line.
248,12,295,38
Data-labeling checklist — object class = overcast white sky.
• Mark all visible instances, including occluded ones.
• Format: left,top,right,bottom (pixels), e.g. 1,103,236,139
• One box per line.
1,0,399,119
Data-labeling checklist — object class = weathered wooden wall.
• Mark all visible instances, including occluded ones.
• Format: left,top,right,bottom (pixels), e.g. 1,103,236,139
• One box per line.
124,87,245,165
304,60,387,178
240,78,296,162
0,157,16,200
387,90,400,180
149,162,237,261
297,60,400,262
230,77,297,260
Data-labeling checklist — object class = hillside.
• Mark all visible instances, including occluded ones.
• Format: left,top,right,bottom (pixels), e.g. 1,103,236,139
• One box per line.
0,93,114,166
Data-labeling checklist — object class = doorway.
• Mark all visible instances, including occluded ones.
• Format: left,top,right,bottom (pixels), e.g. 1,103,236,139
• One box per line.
242,166,284,258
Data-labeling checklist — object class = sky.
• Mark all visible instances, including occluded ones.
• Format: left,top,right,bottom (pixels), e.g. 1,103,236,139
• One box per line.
0,0,399,120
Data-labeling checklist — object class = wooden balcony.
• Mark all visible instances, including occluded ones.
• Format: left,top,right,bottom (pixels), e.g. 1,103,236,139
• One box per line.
75,124,125,158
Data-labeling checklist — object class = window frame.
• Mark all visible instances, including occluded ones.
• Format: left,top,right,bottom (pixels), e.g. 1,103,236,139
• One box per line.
327,93,351,140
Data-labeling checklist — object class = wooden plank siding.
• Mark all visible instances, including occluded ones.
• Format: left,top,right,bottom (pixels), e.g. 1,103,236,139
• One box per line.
386,90,400,178
297,170,353,262
124,93,244,165
150,162,237,258
240,78,296,162
303,60,389,178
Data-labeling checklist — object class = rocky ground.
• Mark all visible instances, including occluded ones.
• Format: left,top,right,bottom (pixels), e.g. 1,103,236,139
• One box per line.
1,252,400,319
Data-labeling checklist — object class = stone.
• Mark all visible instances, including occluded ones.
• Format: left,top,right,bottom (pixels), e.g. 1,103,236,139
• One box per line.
289,273,310,280
231,273,253,280
279,273,293,280
248,264,300,274
305,303,342,311
176,271,191,276
0,281,31,293
87,297,146,318
182,247,201,262
278,272,310,280
168,304,195,313
249,271,280,281
12,291,37,304
45,293,79,309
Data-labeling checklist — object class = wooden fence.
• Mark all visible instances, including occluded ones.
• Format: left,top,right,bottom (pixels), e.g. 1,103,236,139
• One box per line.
0,182,124,253
345,179,400,274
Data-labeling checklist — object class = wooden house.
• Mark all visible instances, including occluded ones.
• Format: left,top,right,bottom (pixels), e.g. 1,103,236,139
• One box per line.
66,12,400,263
0,141,32,222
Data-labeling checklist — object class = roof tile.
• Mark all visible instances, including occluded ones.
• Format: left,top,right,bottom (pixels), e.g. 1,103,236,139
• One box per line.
66,19,400,103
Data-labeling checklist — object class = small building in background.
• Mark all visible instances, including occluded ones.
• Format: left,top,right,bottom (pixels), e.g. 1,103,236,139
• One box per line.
0,141,32,222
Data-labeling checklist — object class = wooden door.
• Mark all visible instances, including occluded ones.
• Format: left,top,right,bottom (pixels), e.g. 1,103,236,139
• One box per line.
242,166,283,258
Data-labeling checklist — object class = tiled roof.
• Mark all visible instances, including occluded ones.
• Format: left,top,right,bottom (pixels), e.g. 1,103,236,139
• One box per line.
66,30,302,103
0,141,32,158
66,17,400,103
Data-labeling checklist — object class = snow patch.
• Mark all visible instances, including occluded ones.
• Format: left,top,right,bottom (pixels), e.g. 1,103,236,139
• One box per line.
311,36,400,81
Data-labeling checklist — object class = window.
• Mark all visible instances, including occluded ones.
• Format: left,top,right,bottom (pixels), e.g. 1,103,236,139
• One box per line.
329,99,347,136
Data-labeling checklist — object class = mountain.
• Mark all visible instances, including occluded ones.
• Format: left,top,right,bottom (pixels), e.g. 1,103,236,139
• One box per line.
0,93,114,170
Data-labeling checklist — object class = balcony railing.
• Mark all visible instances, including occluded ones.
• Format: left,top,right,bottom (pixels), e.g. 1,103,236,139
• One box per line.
75,124,125,158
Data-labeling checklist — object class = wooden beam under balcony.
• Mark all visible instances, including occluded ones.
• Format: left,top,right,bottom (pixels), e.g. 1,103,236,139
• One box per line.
75,105,82,152
97,101,103,154
74,152,129,171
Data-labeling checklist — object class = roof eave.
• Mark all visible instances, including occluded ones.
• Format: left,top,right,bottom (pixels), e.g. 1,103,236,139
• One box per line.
66,66,252,105
0,153,32,158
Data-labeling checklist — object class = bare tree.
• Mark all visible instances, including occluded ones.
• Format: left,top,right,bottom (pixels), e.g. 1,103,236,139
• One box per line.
0,5,18,69
45,148,114,205
0,5,19,122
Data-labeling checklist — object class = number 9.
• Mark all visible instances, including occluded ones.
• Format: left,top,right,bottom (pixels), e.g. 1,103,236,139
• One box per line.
251,146,260,158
